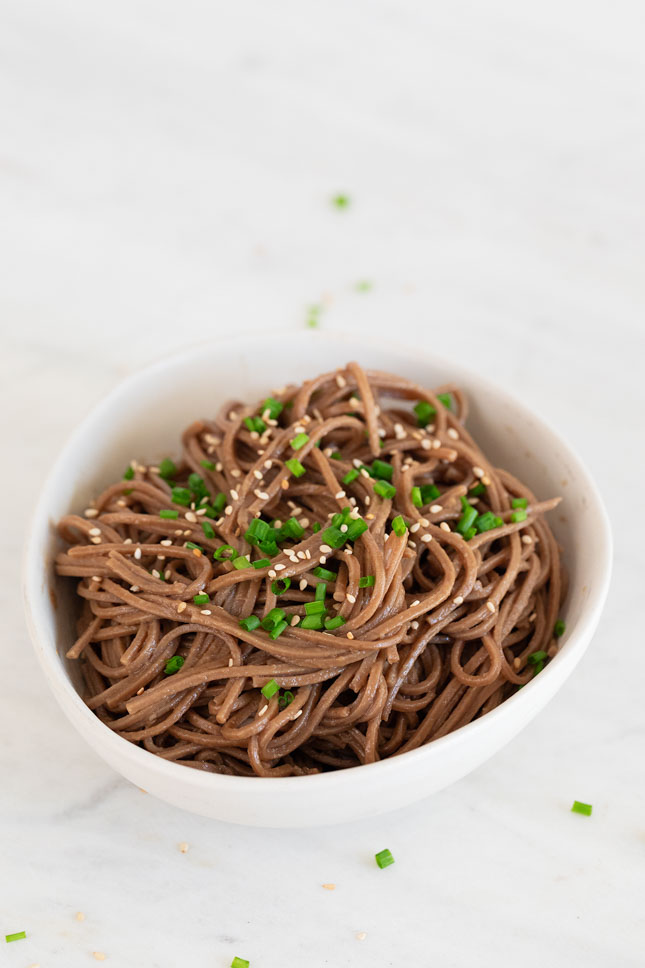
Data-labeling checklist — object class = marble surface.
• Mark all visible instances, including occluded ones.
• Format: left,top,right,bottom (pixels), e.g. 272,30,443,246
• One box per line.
2,0,644,964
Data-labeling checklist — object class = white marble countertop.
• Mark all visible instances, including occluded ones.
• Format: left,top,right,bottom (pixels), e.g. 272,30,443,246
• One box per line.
2,1,644,965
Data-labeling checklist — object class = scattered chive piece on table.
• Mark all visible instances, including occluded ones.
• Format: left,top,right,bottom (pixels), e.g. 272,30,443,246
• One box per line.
285,458,306,477
123,466,135,480
193,593,209,604
290,432,309,450
271,577,291,595
510,508,527,523
356,280,372,292
554,619,566,637
374,481,396,500
511,497,528,509
239,615,261,632
5,932,26,943
358,575,375,588
261,679,279,700
159,458,176,479
159,509,179,519
332,193,350,208
391,515,407,536
313,566,336,581
571,800,593,817
165,655,184,675
325,615,346,630
375,849,395,869
231,958,250,968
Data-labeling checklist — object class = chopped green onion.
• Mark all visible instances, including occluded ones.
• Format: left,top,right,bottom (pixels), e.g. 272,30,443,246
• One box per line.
188,472,209,499
193,593,209,604
391,515,407,536
285,458,306,477
211,493,227,515
510,508,527,523
279,518,305,541
375,848,395,869
290,433,309,450
528,650,547,674
312,522,321,533
252,557,271,569
159,509,179,519
571,800,592,817
269,620,288,640
171,486,192,506
271,577,291,595
165,655,185,675
332,193,350,208
231,957,250,968
512,497,528,509
185,541,203,551
5,932,26,943
262,397,283,419
322,525,346,548
232,555,250,570
244,415,266,434
554,619,566,637
475,511,499,533
258,538,280,557
313,566,336,581
463,526,477,540
457,497,478,536
330,451,343,460
315,582,327,601
420,483,440,503
331,507,352,527
342,469,360,484
261,608,286,631
300,613,325,630
469,482,486,496
261,678,279,699
437,392,452,409
279,690,295,708
305,600,326,615
239,615,261,632
123,465,135,480
414,400,435,426
201,459,216,471
374,480,396,500
159,458,177,479
371,459,393,482
359,575,375,588
356,280,372,292
244,518,272,545
411,486,423,508
214,544,236,560
345,518,368,541
306,305,321,329
324,615,346,630
201,521,216,539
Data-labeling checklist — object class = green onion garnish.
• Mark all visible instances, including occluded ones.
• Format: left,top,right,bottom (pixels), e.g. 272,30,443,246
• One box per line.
261,678,279,699
165,655,185,675
554,619,566,637
261,608,286,631
512,497,528,509
159,458,177,479
346,518,368,541
239,615,260,632
211,493,227,515
475,511,499,533
571,800,592,817
324,615,346,630
371,459,393,482
330,451,343,460
262,397,283,419
457,497,478,536
463,526,477,540
342,469,360,484
411,486,423,508
252,557,271,569
185,541,203,552
231,958,250,968
312,522,321,533
188,472,209,500
171,486,192,506
315,582,327,601
290,432,309,450
332,193,350,208
528,650,547,674
213,544,236,560
510,508,527,523
244,518,272,546
123,466,135,480
375,849,395,869
469,482,486,496
201,521,216,539
305,600,326,615
322,525,346,548
159,509,179,519
244,416,266,434
391,515,407,536
437,393,452,409
258,538,280,557
359,575,375,588
285,458,306,477
269,620,288,640
374,480,396,500
300,614,325,630
5,932,26,943
313,566,336,581
420,483,440,503
200,458,216,471
271,577,291,595
279,690,295,708
356,280,372,292
279,518,305,541
232,556,250,570
193,593,209,604
413,400,435,427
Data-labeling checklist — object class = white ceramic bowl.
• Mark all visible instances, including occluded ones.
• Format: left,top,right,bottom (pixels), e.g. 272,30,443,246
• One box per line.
23,332,612,827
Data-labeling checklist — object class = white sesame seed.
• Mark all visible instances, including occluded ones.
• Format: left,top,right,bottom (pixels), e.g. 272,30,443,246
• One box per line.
486,601,496,613
274,563,286,571
215,462,223,472
430,504,442,513
344,547,353,555
116,498,127,507
84,508,99,518
177,602,187,613
200,609,212,615
364,495,371,506
268,569,277,579
346,631,355,640
297,551,306,560
91,576,101,583
472,466,484,478
411,621,419,630
320,556,327,564
447,428,459,440
323,447,334,458
421,439,432,450
134,547,142,559
123,537,133,544
522,535,533,545
183,529,192,536
411,599,420,607
294,709,303,719
346,593,356,604
453,596,464,605
432,438,441,449
335,490,346,500
352,458,362,468
481,475,491,486
320,544,332,554
185,511,197,523
228,658,234,666
253,469,263,480
419,517,429,527
259,704,268,716
336,373,346,387
410,522,420,533
231,468,241,479
152,569,160,579
178,842,189,854
299,578,308,591
88,527,101,536
264,459,272,469
229,410,238,420
290,614,300,626
407,540,416,549
304,549,311,559
349,397,360,408
350,507,360,518
196,507,207,516
360,468,370,479
340,524,348,533
129,585,140,592
513,657,521,670
394,423,406,440
255,490,269,500
440,522,451,532
300,517,310,528
421,533,433,543
230,489,239,501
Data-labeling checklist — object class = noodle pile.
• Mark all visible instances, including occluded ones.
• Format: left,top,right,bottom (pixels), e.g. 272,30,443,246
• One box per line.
55,362,564,777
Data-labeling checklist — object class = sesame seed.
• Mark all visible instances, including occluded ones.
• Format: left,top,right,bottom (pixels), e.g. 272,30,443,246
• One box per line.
229,410,238,420
340,524,348,533
264,459,272,469
529,612,537,622
447,428,459,440
177,602,187,613
294,709,303,719
481,475,491,486
352,458,362,468
116,498,127,507
365,513,375,520
268,570,277,579
410,523,420,533
323,447,334,458
178,842,189,853
224,505,233,516
407,540,416,549
200,609,212,615
430,504,442,513
322,883,336,890
91,575,101,583
486,601,496,613
281,479,289,490
472,466,484,478
160,539,172,547
215,461,223,472
336,373,346,387
259,704,268,716
320,555,327,564
360,468,370,479
439,522,451,532
320,544,332,554
88,527,101,536
356,931,367,941
304,549,312,559
349,507,360,518
421,533,433,543
297,551,307,560
349,397,360,408
253,469,263,480
513,657,521,670
346,593,356,604
93,954,106,962
411,621,419,630
346,631,355,640
134,547,142,559
335,490,346,500
299,578,307,591
185,511,197,523
152,570,160,579
411,599,420,606
84,508,99,518
230,489,239,501
522,535,533,545
453,596,464,605
290,614,300,626
174,529,183,536
76,911,85,921
394,423,406,440
183,530,192,536
300,517,310,528
421,439,432,450
364,496,371,506
344,547,353,555
136,686,144,696
432,438,441,449
274,563,286,571
228,658,234,666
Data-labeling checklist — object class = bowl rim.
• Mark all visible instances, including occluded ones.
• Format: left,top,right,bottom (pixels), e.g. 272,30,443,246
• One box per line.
22,329,613,793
